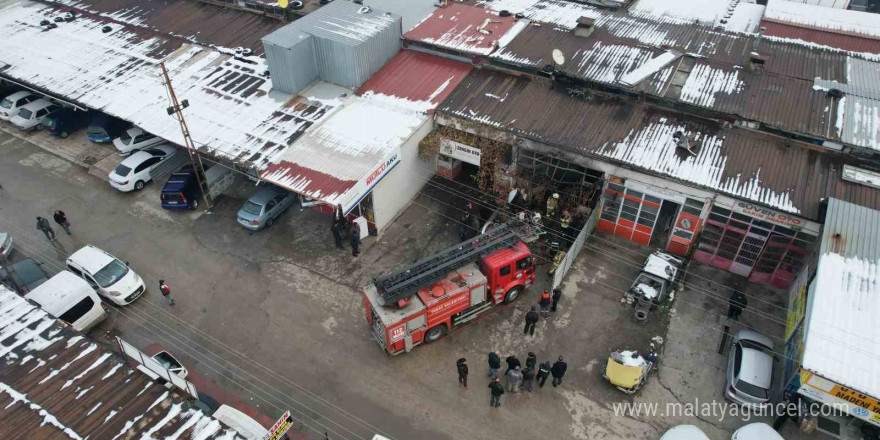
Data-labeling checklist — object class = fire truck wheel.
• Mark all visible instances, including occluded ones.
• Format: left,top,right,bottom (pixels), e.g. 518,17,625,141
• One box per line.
424,325,447,343
503,287,522,304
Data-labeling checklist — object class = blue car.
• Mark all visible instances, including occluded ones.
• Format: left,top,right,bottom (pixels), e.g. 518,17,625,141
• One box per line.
42,108,92,138
161,166,202,210
236,186,296,230
87,113,128,143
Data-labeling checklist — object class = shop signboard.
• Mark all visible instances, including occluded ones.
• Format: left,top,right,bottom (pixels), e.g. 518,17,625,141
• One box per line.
263,410,294,440
439,139,481,166
798,370,880,427
785,268,809,341
732,201,807,230
339,149,401,215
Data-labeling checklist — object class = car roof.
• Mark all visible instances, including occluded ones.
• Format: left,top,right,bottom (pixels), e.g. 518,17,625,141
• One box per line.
660,425,710,440
733,423,784,440
3,91,38,101
734,329,775,350
737,346,773,389
19,98,54,111
126,127,145,136
248,186,284,204
26,271,94,314
0,232,7,241
67,245,116,273
145,144,176,155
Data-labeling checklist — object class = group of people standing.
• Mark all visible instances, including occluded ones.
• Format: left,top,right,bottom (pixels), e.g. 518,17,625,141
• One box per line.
474,351,568,408
330,205,361,257
35,210,72,241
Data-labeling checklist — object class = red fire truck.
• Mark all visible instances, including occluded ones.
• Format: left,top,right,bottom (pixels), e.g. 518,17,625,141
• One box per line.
363,224,535,355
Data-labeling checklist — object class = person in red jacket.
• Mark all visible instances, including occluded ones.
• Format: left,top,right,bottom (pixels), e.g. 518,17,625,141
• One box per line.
539,290,552,317
159,280,174,306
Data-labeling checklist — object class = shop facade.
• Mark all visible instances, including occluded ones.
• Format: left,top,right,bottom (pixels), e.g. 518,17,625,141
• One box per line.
693,195,820,289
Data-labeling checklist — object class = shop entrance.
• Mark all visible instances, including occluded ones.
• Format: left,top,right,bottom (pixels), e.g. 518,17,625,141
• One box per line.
650,200,680,247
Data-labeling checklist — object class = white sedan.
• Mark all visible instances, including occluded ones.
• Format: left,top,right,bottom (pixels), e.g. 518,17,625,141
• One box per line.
8,98,62,130
113,127,164,156
109,144,177,192
0,91,41,121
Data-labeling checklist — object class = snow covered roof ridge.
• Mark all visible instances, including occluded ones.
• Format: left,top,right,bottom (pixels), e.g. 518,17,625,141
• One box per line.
764,0,880,41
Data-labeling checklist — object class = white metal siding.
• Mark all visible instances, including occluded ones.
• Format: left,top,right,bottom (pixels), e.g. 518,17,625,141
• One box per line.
372,118,434,232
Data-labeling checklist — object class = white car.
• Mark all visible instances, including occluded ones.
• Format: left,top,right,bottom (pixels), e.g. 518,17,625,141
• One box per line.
0,91,40,120
151,350,188,379
0,232,13,259
659,425,710,440
725,329,774,408
732,423,784,440
65,245,146,306
109,144,177,192
8,98,62,130
113,127,164,156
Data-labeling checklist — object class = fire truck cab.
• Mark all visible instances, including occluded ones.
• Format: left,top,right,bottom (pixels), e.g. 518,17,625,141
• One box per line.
364,241,534,355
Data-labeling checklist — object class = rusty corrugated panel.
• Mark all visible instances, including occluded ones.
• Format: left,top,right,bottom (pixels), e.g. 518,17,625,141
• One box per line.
356,50,473,110
404,2,520,56
761,21,880,55
0,288,247,440
437,69,880,218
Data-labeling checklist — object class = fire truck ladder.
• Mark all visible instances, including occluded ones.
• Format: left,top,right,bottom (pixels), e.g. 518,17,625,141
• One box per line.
375,223,520,306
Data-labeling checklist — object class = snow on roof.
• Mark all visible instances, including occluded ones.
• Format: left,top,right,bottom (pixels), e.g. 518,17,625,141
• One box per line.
0,286,248,440
802,199,880,398
825,57,880,151
618,51,681,87
763,0,880,40
364,0,438,32
0,1,332,173
405,2,522,56
260,93,430,211
678,62,745,108
721,3,765,33
272,0,401,46
629,0,733,26
356,50,472,111
476,0,604,30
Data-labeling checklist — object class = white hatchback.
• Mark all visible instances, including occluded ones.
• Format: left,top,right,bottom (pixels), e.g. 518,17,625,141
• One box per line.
109,144,177,192
0,91,40,120
8,98,62,130
113,127,164,156
66,245,145,306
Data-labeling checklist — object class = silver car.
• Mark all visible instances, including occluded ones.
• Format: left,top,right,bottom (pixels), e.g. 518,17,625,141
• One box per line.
0,232,13,259
236,186,296,230
725,329,774,408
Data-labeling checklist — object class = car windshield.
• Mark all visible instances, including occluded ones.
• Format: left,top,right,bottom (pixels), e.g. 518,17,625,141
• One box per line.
740,339,772,352
241,201,263,215
18,108,33,119
154,352,181,369
93,259,129,288
119,132,133,143
113,164,132,176
735,378,769,399
87,125,107,135
0,98,12,109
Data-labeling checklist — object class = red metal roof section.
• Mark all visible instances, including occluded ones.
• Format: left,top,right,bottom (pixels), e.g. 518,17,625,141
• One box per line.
356,50,473,112
260,160,358,201
761,21,880,55
404,2,518,55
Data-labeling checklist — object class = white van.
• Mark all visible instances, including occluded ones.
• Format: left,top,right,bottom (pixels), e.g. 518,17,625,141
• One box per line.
213,405,268,440
66,245,145,306
27,271,107,332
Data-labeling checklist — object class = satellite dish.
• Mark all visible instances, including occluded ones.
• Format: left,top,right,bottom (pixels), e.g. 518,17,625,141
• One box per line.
279,0,288,7
552,49,565,66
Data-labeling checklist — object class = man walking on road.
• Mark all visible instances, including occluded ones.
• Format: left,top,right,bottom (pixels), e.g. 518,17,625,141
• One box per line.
159,280,175,306
507,365,523,392
351,221,361,257
727,290,748,320
488,378,505,408
456,358,470,389
523,306,539,336
539,290,551,317
487,350,501,379
53,210,71,235
36,217,55,242
551,356,567,387
551,287,562,313
521,364,535,392
537,360,551,388
505,354,521,375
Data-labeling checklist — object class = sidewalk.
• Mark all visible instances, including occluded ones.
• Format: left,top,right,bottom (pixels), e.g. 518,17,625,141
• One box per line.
0,124,115,171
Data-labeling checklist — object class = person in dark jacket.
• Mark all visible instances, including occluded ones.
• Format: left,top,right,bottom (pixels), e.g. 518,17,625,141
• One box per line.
456,358,470,389
505,355,521,375
36,217,55,242
350,221,361,257
331,205,345,250
551,287,562,313
520,365,536,392
551,356,568,387
727,290,748,319
523,306,539,336
536,361,551,387
525,352,537,371
488,378,505,408
539,290,552,317
487,350,501,379
53,210,71,235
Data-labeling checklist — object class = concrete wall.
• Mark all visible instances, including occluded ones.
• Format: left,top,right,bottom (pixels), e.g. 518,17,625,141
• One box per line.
372,118,435,232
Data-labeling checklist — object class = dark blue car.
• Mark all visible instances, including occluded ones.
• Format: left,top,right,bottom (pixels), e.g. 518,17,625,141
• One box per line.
160,166,202,210
87,113,128,143
42,108,92,138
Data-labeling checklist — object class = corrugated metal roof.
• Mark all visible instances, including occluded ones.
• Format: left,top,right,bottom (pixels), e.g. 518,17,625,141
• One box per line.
356,49,472,111
0,286,248,440
265,0,400,46
0,1,332,175
436,68,880,218
761,21,880,55
54,0,285,55
404,2,521,56
763,0,880,40
363,0,437,32
801,198,880,399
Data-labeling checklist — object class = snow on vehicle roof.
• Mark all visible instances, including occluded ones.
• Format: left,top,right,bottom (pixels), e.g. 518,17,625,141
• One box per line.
0,286,249,440
643,253,679,281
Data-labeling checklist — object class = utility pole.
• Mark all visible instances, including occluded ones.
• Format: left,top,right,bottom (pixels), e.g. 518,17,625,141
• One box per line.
159,62,214,213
